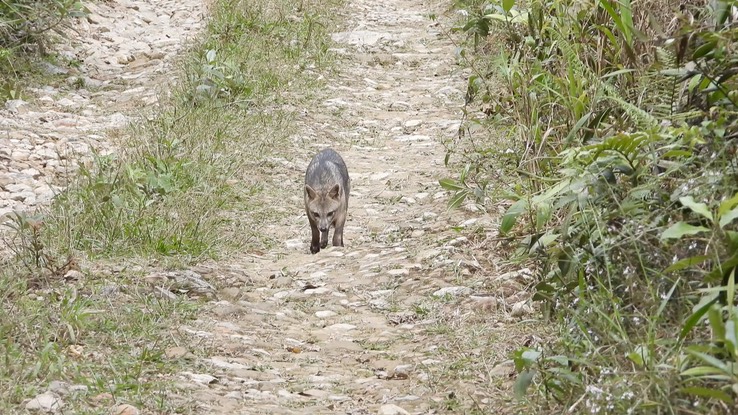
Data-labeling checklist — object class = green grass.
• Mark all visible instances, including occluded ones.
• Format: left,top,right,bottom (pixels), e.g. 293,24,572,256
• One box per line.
0,261,201,412
445,0,738,413
0,0,87,102
0,0,343,412
42,0,341,261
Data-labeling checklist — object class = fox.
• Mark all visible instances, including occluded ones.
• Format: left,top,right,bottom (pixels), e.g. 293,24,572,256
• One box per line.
304,148,350,254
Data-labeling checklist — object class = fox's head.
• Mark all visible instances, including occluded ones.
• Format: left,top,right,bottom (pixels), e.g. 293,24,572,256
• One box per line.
305,184,342,232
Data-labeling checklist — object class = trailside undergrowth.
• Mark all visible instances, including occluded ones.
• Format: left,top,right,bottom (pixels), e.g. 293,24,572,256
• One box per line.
0,0,87,102
0,0,341,412
446,0,738,413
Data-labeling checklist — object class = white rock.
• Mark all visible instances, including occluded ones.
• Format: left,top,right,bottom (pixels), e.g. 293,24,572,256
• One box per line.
378,404,409,415
331,30,388,46
400,196,416,204
370,172,391,181
395,134,430,142
47,381,69,395
109,113,128,127
21,168,41,178
5,183,32,193
421,212,437,221
404,119,423,129
56,98,77,107
511,301,533,317
433,286,473,297
315,310,337,318
284,239,304,249
182,372,218,385
25,391,63,413
327,323,356,331
304,287,331,295
5,99,28,114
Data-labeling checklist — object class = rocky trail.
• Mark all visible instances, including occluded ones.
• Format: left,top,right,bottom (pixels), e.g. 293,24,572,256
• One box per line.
0,0,206,217
2,0,537,413
180,0,533,413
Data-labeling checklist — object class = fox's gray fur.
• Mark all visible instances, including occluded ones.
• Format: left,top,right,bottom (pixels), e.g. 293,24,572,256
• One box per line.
304,148,350,254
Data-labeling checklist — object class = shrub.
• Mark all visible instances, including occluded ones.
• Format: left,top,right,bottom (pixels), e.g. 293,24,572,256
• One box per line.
447,0,738,412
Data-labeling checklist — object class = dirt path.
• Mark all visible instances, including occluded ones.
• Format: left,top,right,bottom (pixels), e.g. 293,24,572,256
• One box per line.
177,0,527,413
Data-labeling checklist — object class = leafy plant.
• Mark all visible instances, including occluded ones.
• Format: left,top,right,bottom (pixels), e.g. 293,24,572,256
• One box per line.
447,0,738,411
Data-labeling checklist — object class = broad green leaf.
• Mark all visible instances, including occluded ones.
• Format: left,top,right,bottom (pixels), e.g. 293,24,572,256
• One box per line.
513,370,535,399
532,233,559,250
692,41,716,60
655,277,680,320
532,178,571,205
662,149,693,158
502,0,515,13
719,193,738,216
438,178,465,191
687,350,731,375
564,111,592,143
619,0,634,46
715,0,732,26
521,349,542,363
627,351,644,367
726,318,738,357
679,196,713,222
680,299,717,340
688,73,703,93
661,222,709,240
535,203,551,230
728,231,738,251
601,68,636,79
448,190,468,209
719,206,738,229
728,267,737,308
546,355,569,366
664,255,710,273
500,199,527,235
679,386,733,404
680,366,726,376
485,11,528,23
707,306,725,342
627,345,650,368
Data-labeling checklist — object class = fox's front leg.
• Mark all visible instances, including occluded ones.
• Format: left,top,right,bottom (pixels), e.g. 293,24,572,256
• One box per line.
332,214,345,247
309,219,321,254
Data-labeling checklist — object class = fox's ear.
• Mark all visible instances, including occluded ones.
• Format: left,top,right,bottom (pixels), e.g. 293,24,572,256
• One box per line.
328,184,340,200
305,185,318,200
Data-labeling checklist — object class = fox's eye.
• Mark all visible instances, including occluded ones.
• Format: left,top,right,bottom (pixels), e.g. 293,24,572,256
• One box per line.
327,211,334,217
312,212,320,218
